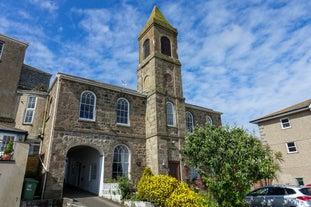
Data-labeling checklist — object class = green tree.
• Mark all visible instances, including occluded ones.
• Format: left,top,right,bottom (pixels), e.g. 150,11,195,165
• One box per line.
183,124,282,207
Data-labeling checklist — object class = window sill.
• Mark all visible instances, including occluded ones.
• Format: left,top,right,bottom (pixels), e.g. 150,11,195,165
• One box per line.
78,118,96,122
0,160,15,163
116,123,130,127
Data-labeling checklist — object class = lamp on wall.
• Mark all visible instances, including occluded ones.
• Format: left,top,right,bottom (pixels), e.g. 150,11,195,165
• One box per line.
162,160,166,166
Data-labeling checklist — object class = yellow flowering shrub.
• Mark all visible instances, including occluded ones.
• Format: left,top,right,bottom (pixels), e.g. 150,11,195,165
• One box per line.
137,167,154,200
166,181,209,207
145,175,179,206
137,167,208,206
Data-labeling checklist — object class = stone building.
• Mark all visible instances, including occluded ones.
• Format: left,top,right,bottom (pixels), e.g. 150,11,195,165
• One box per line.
251,99,311,186
40,6,222,199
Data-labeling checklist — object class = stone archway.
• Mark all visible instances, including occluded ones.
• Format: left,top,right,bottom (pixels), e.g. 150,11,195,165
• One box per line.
64,145,103,195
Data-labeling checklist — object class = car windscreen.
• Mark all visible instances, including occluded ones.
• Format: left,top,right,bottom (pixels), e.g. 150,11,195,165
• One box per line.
299,188,311,196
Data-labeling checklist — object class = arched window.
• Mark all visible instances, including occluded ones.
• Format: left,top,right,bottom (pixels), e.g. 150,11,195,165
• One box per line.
116,98,130,125
166,102,175,126
112,145,130,179
143,39,150,59
206,116,213,125
161,36,171,56
186,111,194,133
79,91,96,120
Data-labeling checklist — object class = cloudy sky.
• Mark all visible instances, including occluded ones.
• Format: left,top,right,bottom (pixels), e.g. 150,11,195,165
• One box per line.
2,0,311,135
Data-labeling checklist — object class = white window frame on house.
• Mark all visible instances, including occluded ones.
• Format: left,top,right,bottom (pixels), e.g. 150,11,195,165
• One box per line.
286,142,297,153
79,91,96,121
296,178,304,186
186,111,194,133
116,98,130,126
280,118,291,129
206,115,213,125
23,96,37,124
0,134,16,156
0,42,4,60
166,102,176,126
28,140,41,156
112,145,130,179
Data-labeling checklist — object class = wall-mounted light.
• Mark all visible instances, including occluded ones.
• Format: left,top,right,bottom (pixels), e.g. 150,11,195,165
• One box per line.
162,160,165,166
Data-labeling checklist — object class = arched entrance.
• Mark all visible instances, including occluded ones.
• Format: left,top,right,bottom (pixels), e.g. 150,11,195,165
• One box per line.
64,145,103,195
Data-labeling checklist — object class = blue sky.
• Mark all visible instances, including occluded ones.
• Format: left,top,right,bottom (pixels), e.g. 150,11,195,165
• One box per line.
2,0,311,135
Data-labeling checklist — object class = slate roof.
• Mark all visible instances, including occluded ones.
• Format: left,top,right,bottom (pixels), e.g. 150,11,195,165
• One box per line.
0,124,28,134
250,99,311,123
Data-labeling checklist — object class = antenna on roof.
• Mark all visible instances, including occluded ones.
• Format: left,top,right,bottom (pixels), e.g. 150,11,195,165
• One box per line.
121,80,127,88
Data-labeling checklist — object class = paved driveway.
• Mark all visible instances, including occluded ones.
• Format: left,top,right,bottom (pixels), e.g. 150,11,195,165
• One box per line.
63,186,124,207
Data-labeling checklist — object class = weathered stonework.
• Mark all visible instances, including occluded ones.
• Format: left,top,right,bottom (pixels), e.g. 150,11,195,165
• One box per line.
40,6,222,199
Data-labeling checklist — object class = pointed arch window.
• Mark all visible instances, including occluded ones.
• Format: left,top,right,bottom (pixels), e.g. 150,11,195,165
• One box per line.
206,116,213,125
143,39,150,59
166,102,175,126
186,111,194,133
117,98,130,125
79,91,96,121
161,36,171,56
112,145,130,179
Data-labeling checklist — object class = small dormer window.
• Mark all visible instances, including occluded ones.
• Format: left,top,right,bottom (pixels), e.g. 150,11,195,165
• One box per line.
143,39,150,59
0,42,4,60
280,118,290,129
161,36,171,56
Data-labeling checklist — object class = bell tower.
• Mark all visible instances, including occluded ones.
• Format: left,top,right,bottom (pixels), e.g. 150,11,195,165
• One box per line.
137,6,186,177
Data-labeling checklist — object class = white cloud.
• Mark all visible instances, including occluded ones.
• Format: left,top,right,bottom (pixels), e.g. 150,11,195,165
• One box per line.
28,0,58,12
2,0,311,135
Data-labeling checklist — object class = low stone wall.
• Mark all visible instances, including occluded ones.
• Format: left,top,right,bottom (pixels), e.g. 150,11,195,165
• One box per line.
124,201,155,207
101,183,122,202
101,183,154,207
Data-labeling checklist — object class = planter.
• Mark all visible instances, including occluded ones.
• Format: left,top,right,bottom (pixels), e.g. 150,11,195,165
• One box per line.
1,154,12,160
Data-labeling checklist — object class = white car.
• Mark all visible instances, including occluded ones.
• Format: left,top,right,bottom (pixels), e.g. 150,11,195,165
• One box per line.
245,185,311,207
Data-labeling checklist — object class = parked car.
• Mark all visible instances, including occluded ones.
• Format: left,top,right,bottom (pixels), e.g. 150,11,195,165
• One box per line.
245,185,311,207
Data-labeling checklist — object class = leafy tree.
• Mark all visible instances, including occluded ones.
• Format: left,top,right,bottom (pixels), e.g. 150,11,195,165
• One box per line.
183,124,282,207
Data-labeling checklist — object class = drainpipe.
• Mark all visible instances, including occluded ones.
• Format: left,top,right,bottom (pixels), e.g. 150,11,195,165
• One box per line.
41,74,61,199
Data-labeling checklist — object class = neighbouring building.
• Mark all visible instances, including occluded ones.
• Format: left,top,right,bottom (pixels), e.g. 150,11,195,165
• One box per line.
40,6,222,199
0,34,51,206
251,99,311,186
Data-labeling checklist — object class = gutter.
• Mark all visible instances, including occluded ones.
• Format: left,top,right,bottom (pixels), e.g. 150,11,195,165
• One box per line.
250,107,309,124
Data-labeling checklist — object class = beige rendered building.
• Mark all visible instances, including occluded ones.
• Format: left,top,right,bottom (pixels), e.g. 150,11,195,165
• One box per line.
251,99,311,186
0,34,51,206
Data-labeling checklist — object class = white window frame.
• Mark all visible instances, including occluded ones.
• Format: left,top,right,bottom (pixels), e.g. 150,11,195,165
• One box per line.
0,42,4,60
112,145,130,179
296,178,304,186
28,140,41,156
23,96,37,124
186,111,194,133
79,91,96,121
206,116,213,125
0,134,16,156
166,102,176,126
280,118,291,129
286,142,297,153
116,98,130,126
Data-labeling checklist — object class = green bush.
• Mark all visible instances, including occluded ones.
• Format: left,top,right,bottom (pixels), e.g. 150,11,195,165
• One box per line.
117,176,135,199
